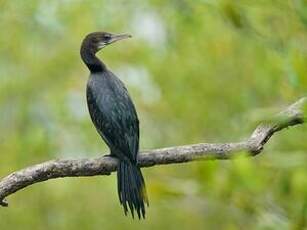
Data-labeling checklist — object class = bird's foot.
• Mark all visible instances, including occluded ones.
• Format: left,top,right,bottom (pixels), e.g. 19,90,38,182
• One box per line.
103,153,116,159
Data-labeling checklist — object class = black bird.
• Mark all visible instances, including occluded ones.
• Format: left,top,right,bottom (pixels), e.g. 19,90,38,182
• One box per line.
80,32,148,218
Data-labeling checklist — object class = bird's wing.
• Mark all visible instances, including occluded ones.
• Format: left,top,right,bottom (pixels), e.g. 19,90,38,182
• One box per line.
87,74,139,162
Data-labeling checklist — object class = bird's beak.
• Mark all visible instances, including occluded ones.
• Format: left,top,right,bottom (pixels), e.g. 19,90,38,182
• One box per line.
109,33,132,44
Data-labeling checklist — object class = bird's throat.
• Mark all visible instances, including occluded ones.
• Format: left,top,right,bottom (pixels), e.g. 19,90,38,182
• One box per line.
80,45,106,73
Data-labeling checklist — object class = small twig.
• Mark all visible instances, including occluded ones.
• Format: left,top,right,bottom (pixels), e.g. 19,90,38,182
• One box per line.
0,97,305,206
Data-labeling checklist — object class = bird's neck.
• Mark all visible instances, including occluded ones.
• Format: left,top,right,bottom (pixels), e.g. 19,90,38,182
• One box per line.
80,46,106,73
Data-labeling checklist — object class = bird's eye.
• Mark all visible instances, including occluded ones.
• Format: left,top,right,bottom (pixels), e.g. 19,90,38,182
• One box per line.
103,34,111,40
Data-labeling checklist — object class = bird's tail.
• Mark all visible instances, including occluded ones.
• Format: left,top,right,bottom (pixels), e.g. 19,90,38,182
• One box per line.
117,160,148,219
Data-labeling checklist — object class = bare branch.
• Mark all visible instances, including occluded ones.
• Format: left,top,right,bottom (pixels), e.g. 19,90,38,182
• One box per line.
0,97,305,207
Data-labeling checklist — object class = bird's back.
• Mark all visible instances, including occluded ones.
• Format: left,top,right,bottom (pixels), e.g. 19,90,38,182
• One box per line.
86,70,139,162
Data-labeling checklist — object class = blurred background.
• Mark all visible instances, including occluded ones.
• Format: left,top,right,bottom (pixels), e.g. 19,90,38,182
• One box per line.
0,0,306,229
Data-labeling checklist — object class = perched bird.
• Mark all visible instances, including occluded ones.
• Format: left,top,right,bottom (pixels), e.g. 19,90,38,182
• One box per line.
80,32,148,218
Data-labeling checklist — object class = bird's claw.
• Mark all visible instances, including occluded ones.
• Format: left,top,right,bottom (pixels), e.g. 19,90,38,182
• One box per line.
103,154,115,158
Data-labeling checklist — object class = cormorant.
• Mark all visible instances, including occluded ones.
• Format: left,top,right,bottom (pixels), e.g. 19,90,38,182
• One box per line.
80,32,148,219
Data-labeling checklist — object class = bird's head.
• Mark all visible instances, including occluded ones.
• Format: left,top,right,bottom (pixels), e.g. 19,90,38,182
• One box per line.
82,32,132,54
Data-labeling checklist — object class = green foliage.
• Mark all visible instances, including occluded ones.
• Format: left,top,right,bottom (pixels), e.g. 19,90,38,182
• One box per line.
0,0,306,229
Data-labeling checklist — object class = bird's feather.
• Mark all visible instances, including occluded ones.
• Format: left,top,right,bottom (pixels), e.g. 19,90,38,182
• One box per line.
86,70,139,162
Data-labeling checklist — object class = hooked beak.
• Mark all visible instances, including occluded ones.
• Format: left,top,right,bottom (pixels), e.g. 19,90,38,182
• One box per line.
97,33,132,50
109,33,132,44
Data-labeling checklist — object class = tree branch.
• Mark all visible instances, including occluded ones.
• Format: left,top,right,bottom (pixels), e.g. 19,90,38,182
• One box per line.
0,97,305,207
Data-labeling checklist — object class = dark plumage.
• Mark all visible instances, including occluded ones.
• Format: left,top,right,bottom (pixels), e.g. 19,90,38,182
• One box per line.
80,32,148,218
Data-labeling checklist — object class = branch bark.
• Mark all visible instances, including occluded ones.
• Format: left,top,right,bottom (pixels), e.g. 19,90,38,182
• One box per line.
0,98,305,207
